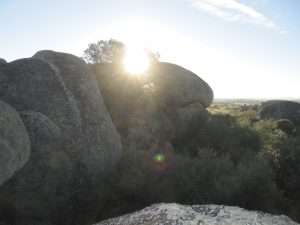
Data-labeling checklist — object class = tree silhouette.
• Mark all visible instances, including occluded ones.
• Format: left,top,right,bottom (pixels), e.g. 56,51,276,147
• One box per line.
84,39,160,65
83,39,125,64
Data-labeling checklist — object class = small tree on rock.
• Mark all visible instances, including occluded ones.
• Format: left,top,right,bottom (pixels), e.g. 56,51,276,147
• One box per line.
83,39,125,64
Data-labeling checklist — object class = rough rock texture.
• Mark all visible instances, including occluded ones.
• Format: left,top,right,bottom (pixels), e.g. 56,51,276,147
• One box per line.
150,63,214,108
96,203,299,225
0,52,122,225
0,111,72,224
0,58,81,145
20,111,62,143
92,62,213,152
0,101,30,185
258,100,300,125
0,58,83,225
34,50,122,173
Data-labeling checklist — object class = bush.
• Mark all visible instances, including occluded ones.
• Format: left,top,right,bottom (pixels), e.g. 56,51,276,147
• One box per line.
278,136,300,197
173,114,261,163
96,104,298,222
98,147,284,220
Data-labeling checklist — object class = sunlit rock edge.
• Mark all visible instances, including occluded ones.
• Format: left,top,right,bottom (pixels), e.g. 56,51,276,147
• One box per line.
96,203,299,225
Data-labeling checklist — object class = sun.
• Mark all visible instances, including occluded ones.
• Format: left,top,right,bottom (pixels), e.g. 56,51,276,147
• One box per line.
123,47,150,75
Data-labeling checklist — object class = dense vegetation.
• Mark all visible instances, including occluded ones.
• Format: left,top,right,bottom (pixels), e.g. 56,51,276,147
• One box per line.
98,103,300,222
85,40,300,222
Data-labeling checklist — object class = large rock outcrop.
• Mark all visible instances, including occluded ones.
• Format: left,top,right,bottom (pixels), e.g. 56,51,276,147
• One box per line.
258,100,300,125
92,62,213,153
0,50,213,225
0,58,82,144
0,52,122,225
0,101,30,185
96,203,299,225
150,63,213,108
0,111,72,225
34,50,122,173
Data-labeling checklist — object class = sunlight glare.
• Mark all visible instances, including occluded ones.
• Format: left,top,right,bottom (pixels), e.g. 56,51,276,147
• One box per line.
123,47,150,75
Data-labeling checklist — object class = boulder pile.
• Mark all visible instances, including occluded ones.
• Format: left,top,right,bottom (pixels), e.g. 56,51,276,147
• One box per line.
0,51,121,225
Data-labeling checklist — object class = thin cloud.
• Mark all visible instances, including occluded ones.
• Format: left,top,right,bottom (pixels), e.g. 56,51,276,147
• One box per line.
190,0,282,31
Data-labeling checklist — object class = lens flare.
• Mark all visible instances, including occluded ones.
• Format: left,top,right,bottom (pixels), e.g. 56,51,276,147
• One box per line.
153,153,165,163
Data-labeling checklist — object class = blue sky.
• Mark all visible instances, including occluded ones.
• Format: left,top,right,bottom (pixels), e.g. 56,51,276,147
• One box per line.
1,0,299,99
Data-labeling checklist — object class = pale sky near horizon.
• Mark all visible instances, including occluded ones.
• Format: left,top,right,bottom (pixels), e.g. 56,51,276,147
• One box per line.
1,0,299,99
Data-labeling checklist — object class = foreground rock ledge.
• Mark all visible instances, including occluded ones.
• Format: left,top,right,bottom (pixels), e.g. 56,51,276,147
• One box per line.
96,203,299,225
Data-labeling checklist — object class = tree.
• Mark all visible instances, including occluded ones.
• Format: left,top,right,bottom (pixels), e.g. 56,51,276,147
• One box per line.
147,51,160,64
84,39,160,65
83,39,125,64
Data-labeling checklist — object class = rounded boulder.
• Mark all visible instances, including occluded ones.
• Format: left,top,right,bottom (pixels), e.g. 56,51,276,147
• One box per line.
258,100,300,125
0,101,31,185
149,62,214,108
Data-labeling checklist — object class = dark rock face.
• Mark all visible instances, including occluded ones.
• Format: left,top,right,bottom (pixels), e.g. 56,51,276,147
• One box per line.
92,62,213,153
0,51,213,225
0,111,73,224
0,58,6,65
34,51,122,174
0,101,30,185
276,119,296,134
0,58,81,144
258,100,300,125
34,51,122,224
0,53,122,225
95,203,299,225
150,63,213,108
20,111,62,143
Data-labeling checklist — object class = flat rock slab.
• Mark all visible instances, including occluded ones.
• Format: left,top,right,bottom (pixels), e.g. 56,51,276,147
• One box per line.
96,203,299,225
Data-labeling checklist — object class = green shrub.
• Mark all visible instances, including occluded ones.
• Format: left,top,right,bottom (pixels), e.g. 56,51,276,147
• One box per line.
98,148,284,220
173,114,261,163
97,105,299,222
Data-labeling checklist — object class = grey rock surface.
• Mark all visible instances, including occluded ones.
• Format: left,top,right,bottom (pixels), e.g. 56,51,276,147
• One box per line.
20,111,62,143
150,63,214,108
96,203,299,225
0,58,81,146
0,58,83,225
0,111,72,224
33,51,122,224
0,53,122,225
0,101,31,185
34,50,122,174
258,100,300,125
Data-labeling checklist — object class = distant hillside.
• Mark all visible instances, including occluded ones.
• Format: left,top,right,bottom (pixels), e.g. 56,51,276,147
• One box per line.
214,98,300,105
